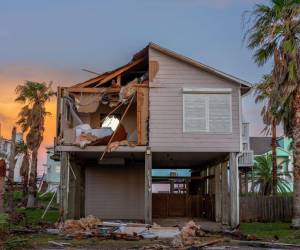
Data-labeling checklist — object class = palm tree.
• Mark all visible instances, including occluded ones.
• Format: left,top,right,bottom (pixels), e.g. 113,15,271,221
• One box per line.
244,0,300,227
15,81,54,208
255,74,280,194
252,155,291,194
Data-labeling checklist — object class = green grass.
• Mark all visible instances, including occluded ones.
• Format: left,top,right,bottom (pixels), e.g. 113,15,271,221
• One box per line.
241,222,300,244
16,207,59,225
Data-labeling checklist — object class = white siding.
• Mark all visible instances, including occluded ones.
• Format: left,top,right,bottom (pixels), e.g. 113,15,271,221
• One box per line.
149,48,241,152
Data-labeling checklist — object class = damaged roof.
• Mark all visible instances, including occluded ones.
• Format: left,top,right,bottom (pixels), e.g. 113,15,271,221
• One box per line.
70,42,252,93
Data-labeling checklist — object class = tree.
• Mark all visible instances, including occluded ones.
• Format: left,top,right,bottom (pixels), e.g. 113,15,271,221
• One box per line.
252,155,291,195
255,74,280,194
15,81,54,208
244,0,300,227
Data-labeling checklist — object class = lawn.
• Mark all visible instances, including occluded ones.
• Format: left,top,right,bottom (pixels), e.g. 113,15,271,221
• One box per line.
241,222,300,244
16,207,59,225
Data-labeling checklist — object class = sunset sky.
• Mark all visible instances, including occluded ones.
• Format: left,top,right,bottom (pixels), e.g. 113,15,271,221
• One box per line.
0,0,271,173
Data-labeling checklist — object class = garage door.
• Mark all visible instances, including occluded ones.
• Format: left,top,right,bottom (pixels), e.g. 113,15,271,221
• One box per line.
85,165,145,220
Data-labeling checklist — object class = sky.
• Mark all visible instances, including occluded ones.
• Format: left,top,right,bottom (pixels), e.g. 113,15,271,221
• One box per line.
0,0,272,173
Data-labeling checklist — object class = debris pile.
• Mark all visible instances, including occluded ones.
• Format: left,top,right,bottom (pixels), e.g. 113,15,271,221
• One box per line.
62,215,102,237
56,217,214,248
172,220,205,248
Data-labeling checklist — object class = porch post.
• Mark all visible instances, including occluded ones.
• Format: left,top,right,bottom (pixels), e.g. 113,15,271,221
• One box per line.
221,161,229,225
59,152,69,220
145,147,152,224
215,163,222,222
229,152,239,228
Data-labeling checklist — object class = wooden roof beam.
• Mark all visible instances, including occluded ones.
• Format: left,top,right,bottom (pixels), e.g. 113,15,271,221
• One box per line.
66,87,121,93
95,57,146,87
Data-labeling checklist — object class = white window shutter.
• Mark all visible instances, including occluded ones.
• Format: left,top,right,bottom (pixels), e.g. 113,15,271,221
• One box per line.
183,91,232,133
208,94,231,133
183,94,208,132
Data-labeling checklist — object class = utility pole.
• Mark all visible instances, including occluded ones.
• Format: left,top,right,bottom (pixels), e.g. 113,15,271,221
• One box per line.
7,127,16,213
0,159,5,213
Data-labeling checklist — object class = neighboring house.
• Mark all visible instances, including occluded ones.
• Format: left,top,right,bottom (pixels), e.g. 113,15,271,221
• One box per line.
0,133,24,183
55,43,252,227
152,169,191,193
43,146,60,191
250,136,293,190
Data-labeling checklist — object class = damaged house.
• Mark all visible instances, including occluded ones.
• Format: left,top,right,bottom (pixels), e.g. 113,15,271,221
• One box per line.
55,43,252,228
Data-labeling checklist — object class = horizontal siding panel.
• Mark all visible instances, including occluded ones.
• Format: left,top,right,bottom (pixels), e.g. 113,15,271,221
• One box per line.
150,143,239,150
150,114,239,121
150,122,239,130
150,127,239,135
150,106,183,111
149,141,239,147
150,103,240,109
150,81,238,86
150,85,240,91
149,47,241,152
150,137,239,143
150,146,239,153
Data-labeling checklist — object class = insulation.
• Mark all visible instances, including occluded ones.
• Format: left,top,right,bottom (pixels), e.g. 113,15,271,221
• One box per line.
74,94,101,113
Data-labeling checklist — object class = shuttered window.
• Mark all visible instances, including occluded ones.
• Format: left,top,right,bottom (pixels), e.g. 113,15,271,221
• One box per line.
183,91,232,133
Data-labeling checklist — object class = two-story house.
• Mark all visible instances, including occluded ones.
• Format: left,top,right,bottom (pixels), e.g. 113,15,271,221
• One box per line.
55,43,252,228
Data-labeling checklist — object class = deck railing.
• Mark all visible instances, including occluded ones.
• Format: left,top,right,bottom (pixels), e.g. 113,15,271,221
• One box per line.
238,150,254,167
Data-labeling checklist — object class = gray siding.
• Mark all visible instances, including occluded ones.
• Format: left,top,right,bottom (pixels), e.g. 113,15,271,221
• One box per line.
149,48,241,152
85,165,145,220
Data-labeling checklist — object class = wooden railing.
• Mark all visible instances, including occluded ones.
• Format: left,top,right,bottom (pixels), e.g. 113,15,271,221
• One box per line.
238,150,254,167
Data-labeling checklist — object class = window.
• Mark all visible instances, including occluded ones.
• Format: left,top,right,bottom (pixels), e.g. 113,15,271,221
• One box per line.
183,89,232,133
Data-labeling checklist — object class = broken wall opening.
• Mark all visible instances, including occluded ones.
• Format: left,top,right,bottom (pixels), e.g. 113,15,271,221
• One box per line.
57,55,149,151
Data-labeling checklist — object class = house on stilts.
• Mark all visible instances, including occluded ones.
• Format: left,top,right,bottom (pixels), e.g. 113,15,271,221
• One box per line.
55,43,253,228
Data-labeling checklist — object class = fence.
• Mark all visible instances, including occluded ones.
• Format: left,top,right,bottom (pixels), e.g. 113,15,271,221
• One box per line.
240,195,292,222
152,194,215,221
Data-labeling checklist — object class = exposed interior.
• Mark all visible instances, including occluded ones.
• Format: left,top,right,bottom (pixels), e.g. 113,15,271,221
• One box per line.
56,48,149,150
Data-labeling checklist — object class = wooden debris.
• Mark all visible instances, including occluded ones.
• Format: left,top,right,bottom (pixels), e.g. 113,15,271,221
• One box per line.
67,87,120,93
193,238,224,248
62,215,103,238
48,241,72,247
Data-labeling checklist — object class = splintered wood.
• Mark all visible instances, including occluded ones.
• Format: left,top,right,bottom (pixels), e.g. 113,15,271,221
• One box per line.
137,85,149,145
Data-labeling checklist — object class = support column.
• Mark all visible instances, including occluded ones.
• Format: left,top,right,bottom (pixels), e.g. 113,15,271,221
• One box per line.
145,147,152,224
229,152,239,228
215,163,222,222
221,161,229,225
59,152,69,221
67,158,84,219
